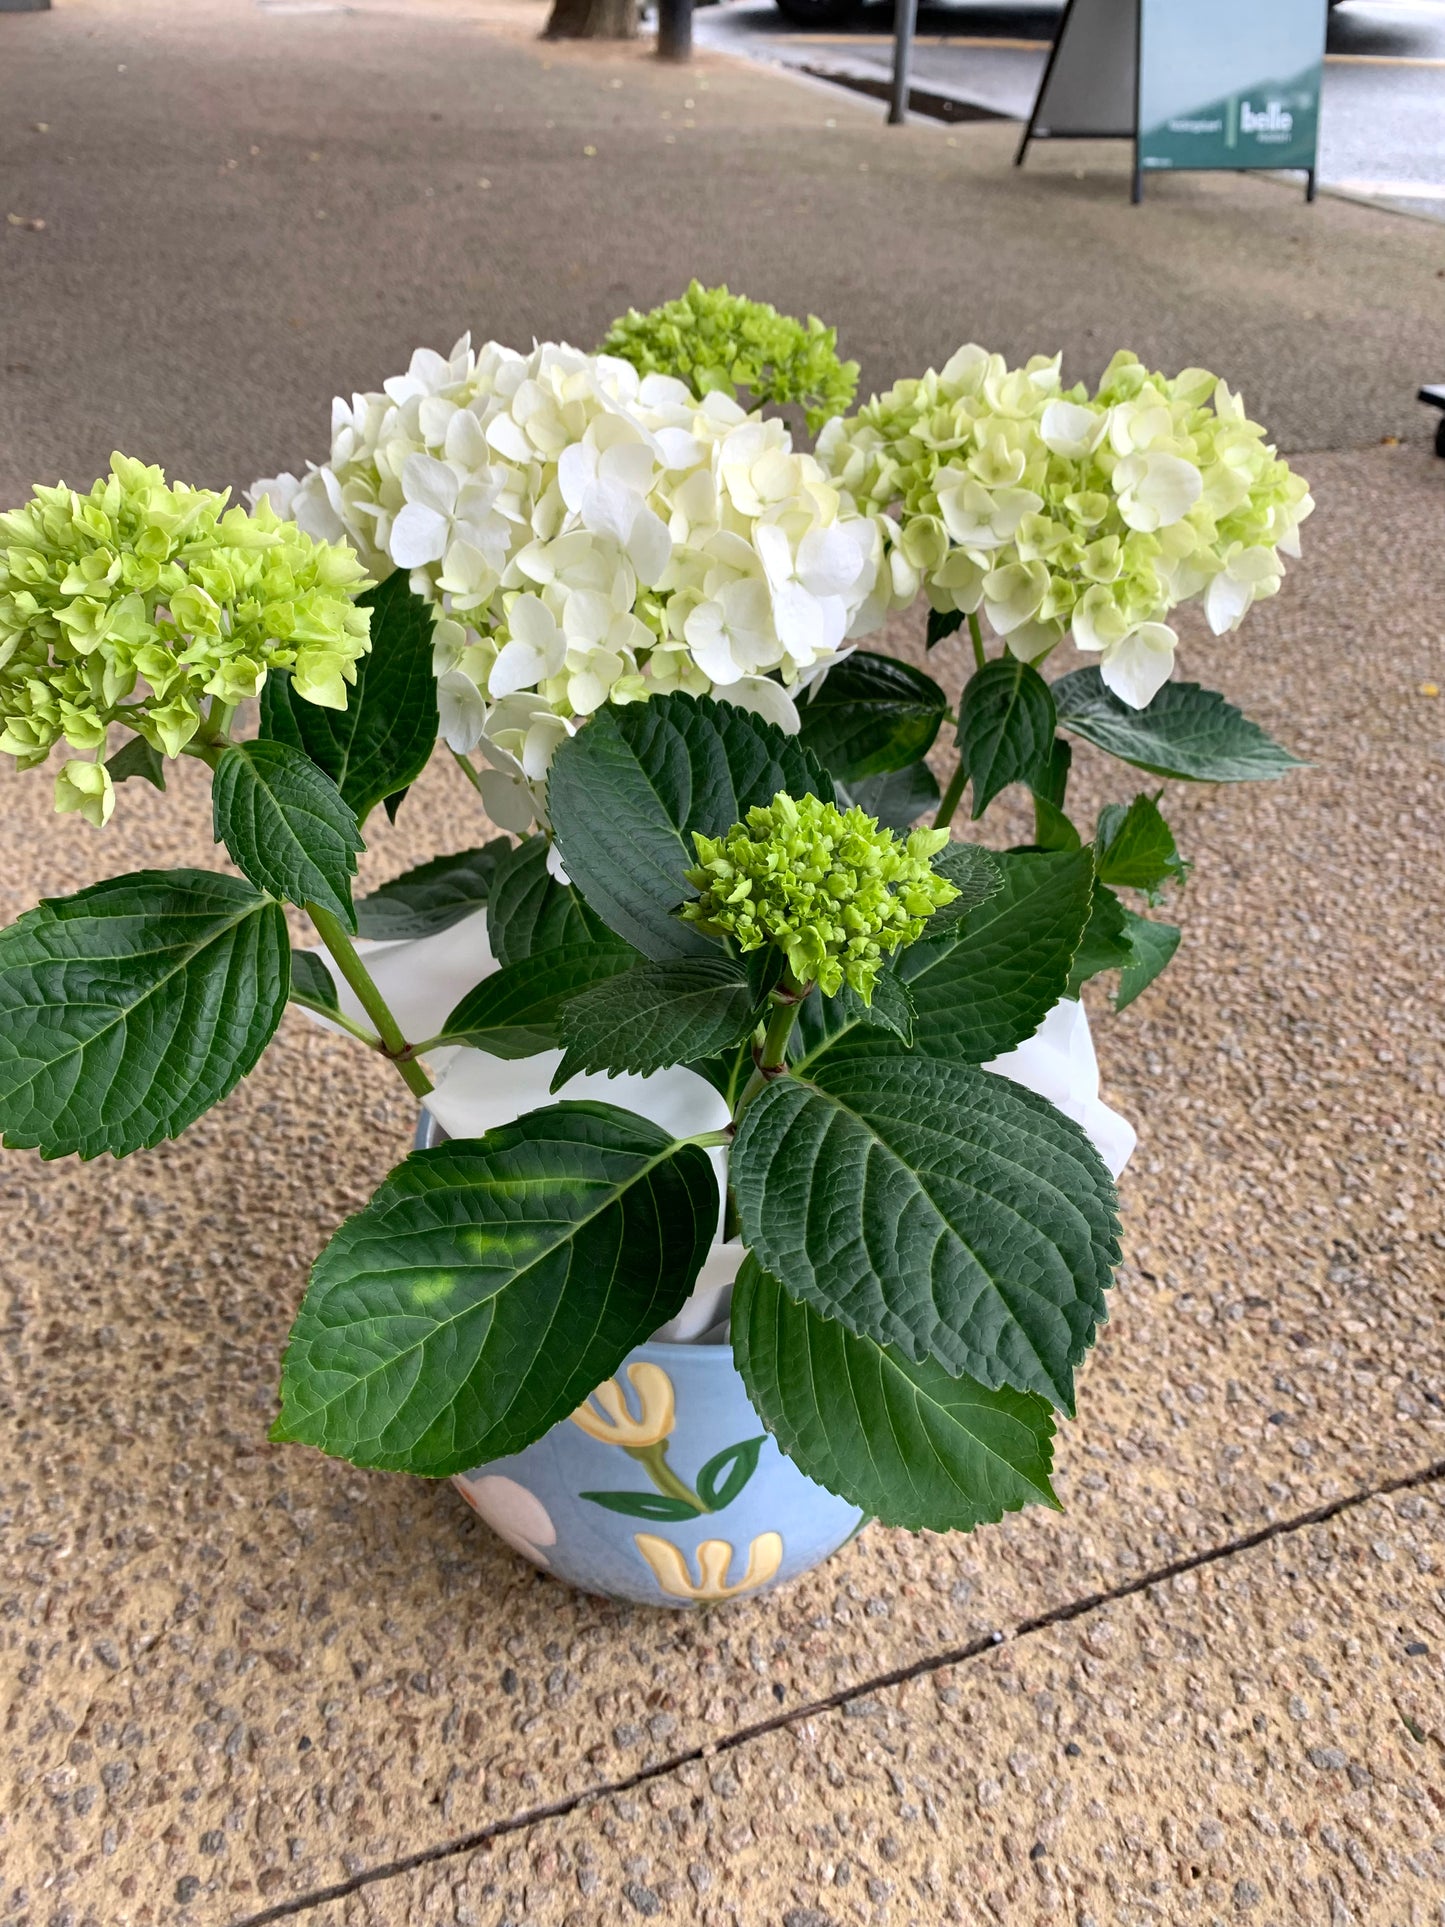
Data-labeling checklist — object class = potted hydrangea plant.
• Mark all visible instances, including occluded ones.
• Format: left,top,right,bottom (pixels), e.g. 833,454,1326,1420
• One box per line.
0,289,1310,1606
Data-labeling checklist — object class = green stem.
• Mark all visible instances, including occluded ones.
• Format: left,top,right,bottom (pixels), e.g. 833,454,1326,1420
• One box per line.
733,973,807,1121
451,747,486,795
624,1440,708,1513
305,901,434,1099
968,610,986,671
289,992,385,1049
931,758,969,832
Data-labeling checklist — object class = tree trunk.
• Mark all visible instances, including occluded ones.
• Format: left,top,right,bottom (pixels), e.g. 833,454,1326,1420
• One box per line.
543,0,637,39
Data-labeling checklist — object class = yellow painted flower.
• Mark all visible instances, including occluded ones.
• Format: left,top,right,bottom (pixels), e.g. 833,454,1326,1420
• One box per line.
570,1362,676,1448
634,1532,783,1603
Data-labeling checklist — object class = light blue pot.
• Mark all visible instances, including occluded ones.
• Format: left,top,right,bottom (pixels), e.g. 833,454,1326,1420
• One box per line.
416,1113,864,1607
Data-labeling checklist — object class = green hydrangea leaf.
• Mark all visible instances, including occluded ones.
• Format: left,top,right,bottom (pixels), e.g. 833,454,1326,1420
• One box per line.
547,692,833,962
289,947,340,1014
732,1052,1118,1410
928,840,1005,930
554,956,759,1086
354,841,511,942
271,1103,718,1475
958,657,1057,818
212,739,363,929
926,608,966,650
838,760,941,831
1065,878,1134,997
259,571,438,825
485,833,612,967
439,940,639,1060
1053,669,1304,782
835,969,916,1046
1032,798,1082,852
1095,792,1187,900
1114,911,1182,1010
1032,736,1072,810
733,1257,1059,1530
105,734,167,792
0,870,288,1159
796,651,948,781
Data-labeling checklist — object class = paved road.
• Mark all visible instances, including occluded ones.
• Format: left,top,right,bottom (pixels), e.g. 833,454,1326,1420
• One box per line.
697,0,1445,220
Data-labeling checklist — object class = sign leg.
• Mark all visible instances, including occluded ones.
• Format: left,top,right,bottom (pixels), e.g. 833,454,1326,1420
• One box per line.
889,0,919,126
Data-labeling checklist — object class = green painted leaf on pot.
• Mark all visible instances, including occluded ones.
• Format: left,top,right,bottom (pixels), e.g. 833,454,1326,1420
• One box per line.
1065,878,1134,997
732,1257,1059,1531
1095,792,1187,900
354,841,511,942
272,1102,719,1476
695,1434,767,1511
547,692,833,961
1052,669,1304,783
105,733,166,791
794,849,1093,1071
258,571,438,824
212,739,363,929
580,1490,700,1521
555,956,759,1086
0,870,289,1160
796,651,947,780
1114,911,1182,1010
957,656,1057,817
731,1051,1118,1409
440,940,638,1059
289,948,340,1014
838,759,941,832
486,833,610,968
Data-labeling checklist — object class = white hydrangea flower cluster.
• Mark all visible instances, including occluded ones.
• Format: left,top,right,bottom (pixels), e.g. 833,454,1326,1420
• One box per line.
817,347,1313,708
253,339,881,828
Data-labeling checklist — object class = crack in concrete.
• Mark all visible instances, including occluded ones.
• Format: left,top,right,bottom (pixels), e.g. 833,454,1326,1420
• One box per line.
232,1453,1445,1927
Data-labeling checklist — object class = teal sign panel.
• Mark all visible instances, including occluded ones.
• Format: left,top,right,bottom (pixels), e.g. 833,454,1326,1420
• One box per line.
1138,0,1325,175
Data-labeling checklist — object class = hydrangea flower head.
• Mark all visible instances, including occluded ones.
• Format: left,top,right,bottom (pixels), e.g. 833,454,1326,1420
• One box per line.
818,348,1313,707
0,454,372,821
600,282,860,434
254,340,881,828
681,791,958,1002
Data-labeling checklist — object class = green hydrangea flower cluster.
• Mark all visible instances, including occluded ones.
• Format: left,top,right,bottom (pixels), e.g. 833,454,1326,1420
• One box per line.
817,347,1313,708
681,791,958,1003
0,454,372,824
601,281,860,434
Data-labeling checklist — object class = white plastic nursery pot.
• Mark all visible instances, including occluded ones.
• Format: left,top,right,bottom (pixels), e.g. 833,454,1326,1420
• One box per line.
316,906,1138,1608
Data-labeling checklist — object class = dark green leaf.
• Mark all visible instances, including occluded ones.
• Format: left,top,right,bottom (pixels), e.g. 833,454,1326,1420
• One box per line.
1114,911,1182,1010
105,733,166,791
733,1258,1059,1530
580,1490,700,1521
1065,879,1134,997
1052,669,1304,783
838,760,941,831
258,571,439,824
0,870,288,1160
835,970,915,1046
212,740,363,929
440,941,638,1059
1095,792,1187,900
554,957,758,1086
690,1038,755,1110
926,608,965,650
957,657,1057,818
796,651,947,780
731,1052,1118,1409
793,849,1094,1071
272,1102,718,1475
695,1434,767,1511
1032,798,1082,852
547,692,833,961
1033,736,1072,811
928,839,1005,929
486,833,610,968
289,948,339,1014
354,842,511,942
383,785,410,826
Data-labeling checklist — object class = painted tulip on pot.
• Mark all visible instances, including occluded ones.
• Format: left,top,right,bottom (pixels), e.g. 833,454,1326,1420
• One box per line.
0,290,1309,1609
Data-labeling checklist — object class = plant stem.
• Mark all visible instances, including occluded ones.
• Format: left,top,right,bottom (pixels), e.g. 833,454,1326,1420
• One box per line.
305,901,434,1099
450,747,486,795
288,991,385,1049
624,1440,708,1513
931,758,969,832
733,974,806,1120
968,611,986,671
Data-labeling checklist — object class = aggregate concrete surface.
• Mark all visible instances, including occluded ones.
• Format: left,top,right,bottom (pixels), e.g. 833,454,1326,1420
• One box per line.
1,4,1443,1924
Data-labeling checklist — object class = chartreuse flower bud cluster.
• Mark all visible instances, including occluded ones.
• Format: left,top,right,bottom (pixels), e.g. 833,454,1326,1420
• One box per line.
817,347,1313,709
601,281,860,434
0,455,372,825
682,791,959,1003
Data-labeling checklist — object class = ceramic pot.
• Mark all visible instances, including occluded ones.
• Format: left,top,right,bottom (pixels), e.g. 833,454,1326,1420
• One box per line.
413,1111,863,1606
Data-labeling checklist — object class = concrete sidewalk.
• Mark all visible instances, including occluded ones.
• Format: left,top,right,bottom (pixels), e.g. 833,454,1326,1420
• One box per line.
2,5,1443,1924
